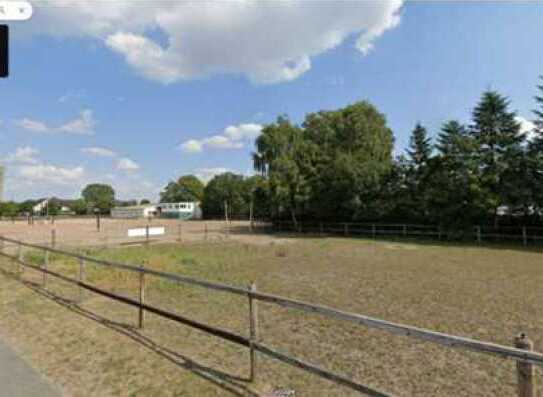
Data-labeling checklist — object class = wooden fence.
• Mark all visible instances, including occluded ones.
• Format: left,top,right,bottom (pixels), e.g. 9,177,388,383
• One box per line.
0,235,541,396
274,220,543,247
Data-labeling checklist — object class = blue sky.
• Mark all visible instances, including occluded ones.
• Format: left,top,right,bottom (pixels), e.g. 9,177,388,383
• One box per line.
1,1,542,201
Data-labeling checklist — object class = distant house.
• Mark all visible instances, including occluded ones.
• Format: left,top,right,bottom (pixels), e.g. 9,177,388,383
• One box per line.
156,202,202,220
111,204,158,219
32,199,49,215
32,198,75,215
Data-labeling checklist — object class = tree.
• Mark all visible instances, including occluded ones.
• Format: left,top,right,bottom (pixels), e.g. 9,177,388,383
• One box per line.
160,175,204,203
243,175,271,220
201,172,249,218
0,201,19,217
81,184,115,214
254,116,312,227
426,120,484,230
407,123,432,167
470,90,524,225
531,75,543,150
140,199,151,205
18,200,37,215
70,199,88,215
403,123,433,220
302,101,394,221
47,198,61,216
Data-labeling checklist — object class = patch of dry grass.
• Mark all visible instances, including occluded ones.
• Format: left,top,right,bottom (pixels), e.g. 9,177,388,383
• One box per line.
0,237,542,396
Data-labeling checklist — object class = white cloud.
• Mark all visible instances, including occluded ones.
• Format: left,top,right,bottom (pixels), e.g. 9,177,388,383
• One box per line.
223,123,262,141
194,167,231,183
58,109,96,134
180,123,263,153
6,146,40,164
180,139,203,154
117,157,140,172
81,146,117,157
58,90,85,103
18,164,85,185
516,116,537,141
20,1,403,84
17,118,49,132
16,109,96,135
203,135,244,150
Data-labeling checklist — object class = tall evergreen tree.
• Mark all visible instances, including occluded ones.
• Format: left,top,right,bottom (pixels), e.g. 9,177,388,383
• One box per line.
526,76,543,216
427,120,484,229
404,123,432,220
407,123,432,167
436,120,467,157
533,75,543,145
470,90,524,225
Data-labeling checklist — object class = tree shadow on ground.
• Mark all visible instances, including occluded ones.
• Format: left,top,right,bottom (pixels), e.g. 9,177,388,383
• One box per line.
0,266,261,397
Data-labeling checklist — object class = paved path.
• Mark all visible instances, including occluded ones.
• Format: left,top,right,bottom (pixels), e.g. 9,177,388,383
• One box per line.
0,339,60,397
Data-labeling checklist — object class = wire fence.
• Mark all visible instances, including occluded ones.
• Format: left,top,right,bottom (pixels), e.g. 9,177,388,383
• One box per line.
273,221,543,247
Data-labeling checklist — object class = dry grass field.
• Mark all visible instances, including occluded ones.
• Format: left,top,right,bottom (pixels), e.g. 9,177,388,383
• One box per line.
0,235,542,396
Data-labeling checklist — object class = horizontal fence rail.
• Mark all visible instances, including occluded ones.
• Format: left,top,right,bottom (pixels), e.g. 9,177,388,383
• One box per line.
0,235,541,395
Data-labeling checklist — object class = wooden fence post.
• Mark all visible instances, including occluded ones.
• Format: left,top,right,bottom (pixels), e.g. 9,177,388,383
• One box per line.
145,225,150,247
372,224,376,238
514,333,536,397
51,229,56,249
403,225,407,237
523,226,527,247
0,236,4,255
224,201,230,238
178,223,183,243
476,226,481,244
43,249,49,287
17,242,24,276
249,199,254,233
205,222,208,241
248,282,259,382
138,262,146,329
319,222,324,237
78,258,85,303
344,223,349,237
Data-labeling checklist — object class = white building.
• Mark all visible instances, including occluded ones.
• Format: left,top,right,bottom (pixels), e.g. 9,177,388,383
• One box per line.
111,204,158,219
156,202,202,220
32,199,49,215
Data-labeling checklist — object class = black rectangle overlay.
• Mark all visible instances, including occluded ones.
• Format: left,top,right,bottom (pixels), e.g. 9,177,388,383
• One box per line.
0,25,8,78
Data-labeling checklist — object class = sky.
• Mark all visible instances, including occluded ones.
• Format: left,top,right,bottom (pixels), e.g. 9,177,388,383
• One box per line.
0,1,542,202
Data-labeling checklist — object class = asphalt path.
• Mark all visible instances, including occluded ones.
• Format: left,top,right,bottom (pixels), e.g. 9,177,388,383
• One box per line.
0,339,60,397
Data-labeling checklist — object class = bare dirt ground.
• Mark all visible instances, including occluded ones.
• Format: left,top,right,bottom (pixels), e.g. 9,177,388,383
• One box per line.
0,218,280,248
0,236,542,396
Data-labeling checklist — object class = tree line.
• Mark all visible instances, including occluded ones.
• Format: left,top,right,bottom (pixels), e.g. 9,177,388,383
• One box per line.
3,76,543,234
246,77,543,232
183,76,543,232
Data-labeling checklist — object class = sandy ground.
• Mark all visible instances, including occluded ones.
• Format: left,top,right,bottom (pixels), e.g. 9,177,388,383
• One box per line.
0,218,280,248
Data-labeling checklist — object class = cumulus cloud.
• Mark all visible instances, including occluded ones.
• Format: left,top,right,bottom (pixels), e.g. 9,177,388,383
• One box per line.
516,116,537,141
180,123,262,153
6,146,40,164
17,119,49,133
81,146,117,157
16,109,96,135
117,157,140,172
194,167,231,183
18,164,85,185
20,1,403,84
